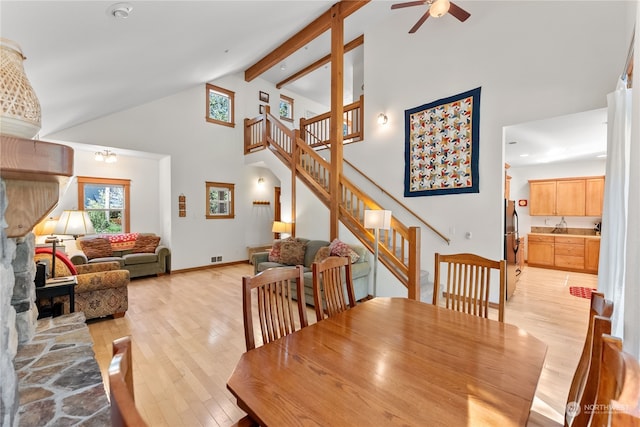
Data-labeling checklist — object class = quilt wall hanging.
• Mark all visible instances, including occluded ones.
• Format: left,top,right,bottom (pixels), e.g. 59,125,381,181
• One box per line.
404,87,481,197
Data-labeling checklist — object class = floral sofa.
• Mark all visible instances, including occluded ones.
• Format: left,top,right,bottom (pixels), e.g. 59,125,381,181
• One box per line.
35,249,129,320
67,233,171,278
252,238,370,306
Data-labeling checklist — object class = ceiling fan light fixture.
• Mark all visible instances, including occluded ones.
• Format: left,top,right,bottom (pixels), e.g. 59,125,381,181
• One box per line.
429,0,450,18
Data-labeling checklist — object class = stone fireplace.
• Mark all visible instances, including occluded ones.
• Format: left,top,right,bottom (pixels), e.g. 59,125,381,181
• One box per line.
0,136,75,425
0,182,39,425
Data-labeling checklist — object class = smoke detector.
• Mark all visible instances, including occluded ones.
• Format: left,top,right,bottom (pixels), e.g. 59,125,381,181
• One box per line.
107,3,133,19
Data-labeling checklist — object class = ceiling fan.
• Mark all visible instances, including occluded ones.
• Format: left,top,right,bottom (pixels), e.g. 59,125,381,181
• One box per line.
391,0,471,34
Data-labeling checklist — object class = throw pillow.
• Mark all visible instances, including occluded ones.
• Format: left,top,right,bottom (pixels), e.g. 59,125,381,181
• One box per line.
101,233,139,251
328,238,360,264
34,248,78,276
79,238,113,260
313,246,331,263
279,240,306,265
132,235,161,254
269,240,283,262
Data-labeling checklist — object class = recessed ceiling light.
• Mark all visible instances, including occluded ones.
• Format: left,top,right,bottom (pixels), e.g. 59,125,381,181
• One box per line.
597,154,607,158
520,153,529,157
107,2,133,19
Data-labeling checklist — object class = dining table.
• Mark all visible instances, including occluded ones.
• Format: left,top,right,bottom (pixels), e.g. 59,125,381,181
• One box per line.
227,297,548,426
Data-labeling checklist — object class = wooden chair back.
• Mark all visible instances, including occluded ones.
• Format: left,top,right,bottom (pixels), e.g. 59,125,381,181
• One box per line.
109,336,148,427
568,315,612,427
565,291,614,426
312,256,356,322
242,265,308,351
590,335,640,427
433,253,506,322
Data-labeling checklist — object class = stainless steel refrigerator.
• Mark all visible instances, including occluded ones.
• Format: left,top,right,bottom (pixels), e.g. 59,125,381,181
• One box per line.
504,200,520,300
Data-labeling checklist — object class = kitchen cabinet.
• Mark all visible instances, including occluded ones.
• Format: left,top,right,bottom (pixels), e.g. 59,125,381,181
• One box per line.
585,177,605,216
585,238,601,273
528,176,604,217
554,236,585,270
527,234,600,274
528,234,554,266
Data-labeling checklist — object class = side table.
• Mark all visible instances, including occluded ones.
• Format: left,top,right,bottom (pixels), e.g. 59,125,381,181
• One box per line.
36,276,77,319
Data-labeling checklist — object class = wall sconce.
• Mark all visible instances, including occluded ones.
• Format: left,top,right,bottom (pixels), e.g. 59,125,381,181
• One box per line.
377,113,388,125
95,149,117,163
257,177,265,186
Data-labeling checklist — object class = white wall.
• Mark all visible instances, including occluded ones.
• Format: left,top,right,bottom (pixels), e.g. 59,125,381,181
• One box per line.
347,0,633,299
48,74,330,270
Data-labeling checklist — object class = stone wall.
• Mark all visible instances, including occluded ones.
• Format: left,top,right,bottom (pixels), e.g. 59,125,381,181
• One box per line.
0,180,38,426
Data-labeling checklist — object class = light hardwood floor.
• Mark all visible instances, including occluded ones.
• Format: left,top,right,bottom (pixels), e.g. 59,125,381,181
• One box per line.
88,263,597,426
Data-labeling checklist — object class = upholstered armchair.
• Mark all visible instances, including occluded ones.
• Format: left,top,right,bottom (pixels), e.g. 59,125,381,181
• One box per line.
35,248,130,320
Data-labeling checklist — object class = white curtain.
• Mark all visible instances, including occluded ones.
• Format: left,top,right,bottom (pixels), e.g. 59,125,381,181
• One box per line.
598,78,632,341
623,7,639,358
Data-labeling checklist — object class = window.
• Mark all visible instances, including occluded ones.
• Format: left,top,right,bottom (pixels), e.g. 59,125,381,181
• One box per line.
206,181,235,219
279,94,294,122
77,177,130,233
206,83,235,128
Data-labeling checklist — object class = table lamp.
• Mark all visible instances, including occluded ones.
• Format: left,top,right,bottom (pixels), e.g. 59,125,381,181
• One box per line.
48,210,95,278
272,221,292,238
364,209,392,297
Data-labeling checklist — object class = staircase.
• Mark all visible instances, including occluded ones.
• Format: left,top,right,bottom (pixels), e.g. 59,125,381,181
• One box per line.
245,102,437,301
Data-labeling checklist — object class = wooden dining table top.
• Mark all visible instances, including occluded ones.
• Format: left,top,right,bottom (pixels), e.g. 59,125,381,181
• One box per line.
227,297,548,426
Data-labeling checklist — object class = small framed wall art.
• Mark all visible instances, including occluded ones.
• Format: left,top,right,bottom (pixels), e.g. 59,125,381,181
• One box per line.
259,91,269,103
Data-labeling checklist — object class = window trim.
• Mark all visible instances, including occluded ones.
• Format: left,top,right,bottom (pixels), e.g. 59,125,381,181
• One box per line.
205,181,235,219
279,94,294,122
206,83,235,128
77,176,131,233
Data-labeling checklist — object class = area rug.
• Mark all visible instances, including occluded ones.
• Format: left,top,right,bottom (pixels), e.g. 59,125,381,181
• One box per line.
569,286,594,299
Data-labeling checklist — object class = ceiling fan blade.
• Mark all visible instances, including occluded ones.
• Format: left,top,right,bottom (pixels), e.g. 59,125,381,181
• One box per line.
391,1,426,10
448,2,471,22
409,10,431,33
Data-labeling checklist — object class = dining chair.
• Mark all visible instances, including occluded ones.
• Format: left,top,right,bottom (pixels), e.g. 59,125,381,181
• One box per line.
433,252,506,322
312,255,356,322
528,291,614,427
242,265,308,351
590,334,640,427
109,336,148,427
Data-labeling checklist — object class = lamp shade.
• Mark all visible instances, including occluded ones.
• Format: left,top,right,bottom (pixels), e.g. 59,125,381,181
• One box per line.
54,210,95,237
364,210,392,230
272,221,292,234
34,217,58,236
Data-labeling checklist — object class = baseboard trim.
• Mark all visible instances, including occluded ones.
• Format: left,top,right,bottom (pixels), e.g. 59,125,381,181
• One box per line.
172,260,250,274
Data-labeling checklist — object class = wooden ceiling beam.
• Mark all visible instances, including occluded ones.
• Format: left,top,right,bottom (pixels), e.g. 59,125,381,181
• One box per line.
244,1,370,82
276,35,364,89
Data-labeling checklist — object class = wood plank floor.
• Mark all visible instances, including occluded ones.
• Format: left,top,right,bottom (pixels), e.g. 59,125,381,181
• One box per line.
87,263,597,426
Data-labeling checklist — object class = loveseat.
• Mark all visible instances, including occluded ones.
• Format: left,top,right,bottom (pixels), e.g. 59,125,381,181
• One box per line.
67,233,171,278
253,238,370,306
35,248,129,320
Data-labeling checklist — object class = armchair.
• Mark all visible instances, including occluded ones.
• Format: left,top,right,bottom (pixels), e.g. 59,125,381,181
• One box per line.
35,248,130,320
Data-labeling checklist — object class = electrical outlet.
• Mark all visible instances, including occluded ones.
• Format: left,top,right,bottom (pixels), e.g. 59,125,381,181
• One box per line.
216,256,222,262
211,256,216,263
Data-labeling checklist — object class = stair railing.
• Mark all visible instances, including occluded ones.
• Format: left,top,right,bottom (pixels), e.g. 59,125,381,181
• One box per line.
245,105,421,299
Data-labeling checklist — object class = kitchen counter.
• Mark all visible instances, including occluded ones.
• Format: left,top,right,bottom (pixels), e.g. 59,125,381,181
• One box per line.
529,226,600,238
528,232,601,239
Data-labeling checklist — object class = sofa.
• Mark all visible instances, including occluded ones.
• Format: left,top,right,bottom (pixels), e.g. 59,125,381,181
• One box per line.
68,233,171,278
253,238,370,306
35,248,130,320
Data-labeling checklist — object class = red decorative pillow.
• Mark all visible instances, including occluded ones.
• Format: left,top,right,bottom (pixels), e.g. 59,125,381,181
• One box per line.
79,238,113,260
328,239,360,263
100,233,139,251
269,241,282,262
34,247,78,276
132,235,161,254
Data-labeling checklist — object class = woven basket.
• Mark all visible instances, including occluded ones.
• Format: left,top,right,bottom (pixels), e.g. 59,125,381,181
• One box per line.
0,38,41,138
